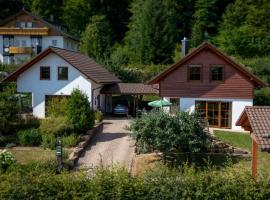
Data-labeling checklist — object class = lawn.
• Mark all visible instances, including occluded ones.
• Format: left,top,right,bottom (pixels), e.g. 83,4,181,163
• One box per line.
5,147,55,164
214,130,252,150
214,130,270,176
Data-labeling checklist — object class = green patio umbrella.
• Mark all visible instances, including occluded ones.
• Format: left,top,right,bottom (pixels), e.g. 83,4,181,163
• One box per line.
148,99,172,107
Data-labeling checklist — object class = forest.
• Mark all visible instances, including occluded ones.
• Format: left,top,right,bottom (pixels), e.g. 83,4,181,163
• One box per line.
1,0,270,104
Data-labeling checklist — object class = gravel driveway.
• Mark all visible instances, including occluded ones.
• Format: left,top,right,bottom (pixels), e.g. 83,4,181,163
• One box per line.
77,118,135,171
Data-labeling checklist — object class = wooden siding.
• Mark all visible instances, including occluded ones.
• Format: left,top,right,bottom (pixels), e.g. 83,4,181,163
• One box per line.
160,49,254,99
1,13,61,36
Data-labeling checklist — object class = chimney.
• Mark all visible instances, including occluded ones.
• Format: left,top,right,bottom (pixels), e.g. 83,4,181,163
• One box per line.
49,14,54,22
181,37,189,56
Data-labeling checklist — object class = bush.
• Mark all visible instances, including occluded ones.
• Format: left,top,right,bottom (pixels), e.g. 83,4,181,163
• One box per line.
129,111,210,155
94,111,103,122
18,117,40,129
62,134,79,148
254,87,270,106
41,134,56,149
0,149,16,170
46,97,69,117
67,89,94,133
17,129,41,146
39,117,74,137
0,135,17,147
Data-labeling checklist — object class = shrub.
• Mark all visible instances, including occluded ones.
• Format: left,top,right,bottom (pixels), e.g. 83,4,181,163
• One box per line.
47,97,69,117
0,149,16,170
67,89,94,133
17,129,41,146
18,116,40,129
62,134,79,148
254,87,270,106
39,117,74,137
0,135,17,147
41,134,56,149
94,111,103,122
129,111,210,156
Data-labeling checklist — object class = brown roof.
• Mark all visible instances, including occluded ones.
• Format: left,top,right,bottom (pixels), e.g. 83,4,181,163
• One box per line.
3,47,121,84
100,83,159,95
148,42,268,88
0,9,79,41
236,106,270,152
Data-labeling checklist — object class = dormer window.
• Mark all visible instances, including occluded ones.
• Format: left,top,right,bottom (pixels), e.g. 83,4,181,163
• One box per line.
211,66,224,81
189,65,201,81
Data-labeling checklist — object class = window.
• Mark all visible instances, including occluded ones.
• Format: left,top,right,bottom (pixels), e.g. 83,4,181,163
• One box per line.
211,66,223,81
58,67,68,80
40,67,50,80
189,65,201,81
21,40,27,47
26,22,32,28
52,40,57,47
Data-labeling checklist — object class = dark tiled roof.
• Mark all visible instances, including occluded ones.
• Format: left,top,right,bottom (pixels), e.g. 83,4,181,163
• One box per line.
3,47,121,84
237,106,270,151
100,83,159,95
51,47,121,83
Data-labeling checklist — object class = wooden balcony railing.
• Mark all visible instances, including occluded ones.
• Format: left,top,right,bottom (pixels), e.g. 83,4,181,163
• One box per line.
0,27,49,35
9,46,32,54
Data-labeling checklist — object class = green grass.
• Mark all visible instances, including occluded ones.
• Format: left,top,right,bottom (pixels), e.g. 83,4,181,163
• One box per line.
214,130,252,150
214,130,270,176
6,147,55,164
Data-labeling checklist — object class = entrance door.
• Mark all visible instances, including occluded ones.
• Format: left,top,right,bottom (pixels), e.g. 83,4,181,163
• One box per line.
195,101,232,128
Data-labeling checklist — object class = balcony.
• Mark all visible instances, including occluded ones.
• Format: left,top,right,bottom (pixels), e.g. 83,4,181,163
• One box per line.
0,27,49,35
9,46,32,54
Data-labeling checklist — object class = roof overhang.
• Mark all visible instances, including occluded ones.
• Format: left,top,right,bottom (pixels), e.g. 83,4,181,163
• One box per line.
148,42,268,88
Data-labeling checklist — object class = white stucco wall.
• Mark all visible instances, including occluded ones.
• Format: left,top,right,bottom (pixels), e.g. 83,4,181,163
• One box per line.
0,36,3,63
17,52,97,118
177,97,253,130
42,36,64,49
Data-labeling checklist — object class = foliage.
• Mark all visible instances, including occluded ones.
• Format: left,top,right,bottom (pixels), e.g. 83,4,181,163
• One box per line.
216,0,270,57
1,163,270,199
190,0,233,47
39,117,74,137
254,87,270,106
30,0,63,23
80,15,114,63
17,129,41,146
123,0,178,65
129,111,210,155
66,89,94,133
61,0,92,35
0,84,20,134
18,116,40,130
0,135,17,147
62,134,79,148
41,134,56,150
94,111,103,123
0,149,16,170
0,63,19,81
46,97,69,117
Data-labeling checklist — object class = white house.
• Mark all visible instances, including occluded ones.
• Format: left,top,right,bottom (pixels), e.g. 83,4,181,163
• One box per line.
3,47,121,118
0,9,79,64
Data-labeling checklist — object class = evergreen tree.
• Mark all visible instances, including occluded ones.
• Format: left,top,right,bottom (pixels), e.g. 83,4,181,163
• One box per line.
30,0,63,22
123,0,178,65
216,0,270,57
61,0,92,35
190,0,233,47
80,15,114,63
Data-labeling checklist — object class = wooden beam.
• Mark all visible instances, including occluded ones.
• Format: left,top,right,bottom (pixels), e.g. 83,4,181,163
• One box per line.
252,138,258,178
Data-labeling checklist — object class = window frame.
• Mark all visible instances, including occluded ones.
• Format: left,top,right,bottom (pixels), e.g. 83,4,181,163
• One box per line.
57,66,68,80
188,64,202,82
210,65,224,82
40,66,50,80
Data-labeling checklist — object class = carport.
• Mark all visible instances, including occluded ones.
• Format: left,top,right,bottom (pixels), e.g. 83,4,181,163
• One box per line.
100,83,158,116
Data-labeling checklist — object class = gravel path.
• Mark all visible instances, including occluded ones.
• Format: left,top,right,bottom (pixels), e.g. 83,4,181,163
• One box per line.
77,118,135,171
